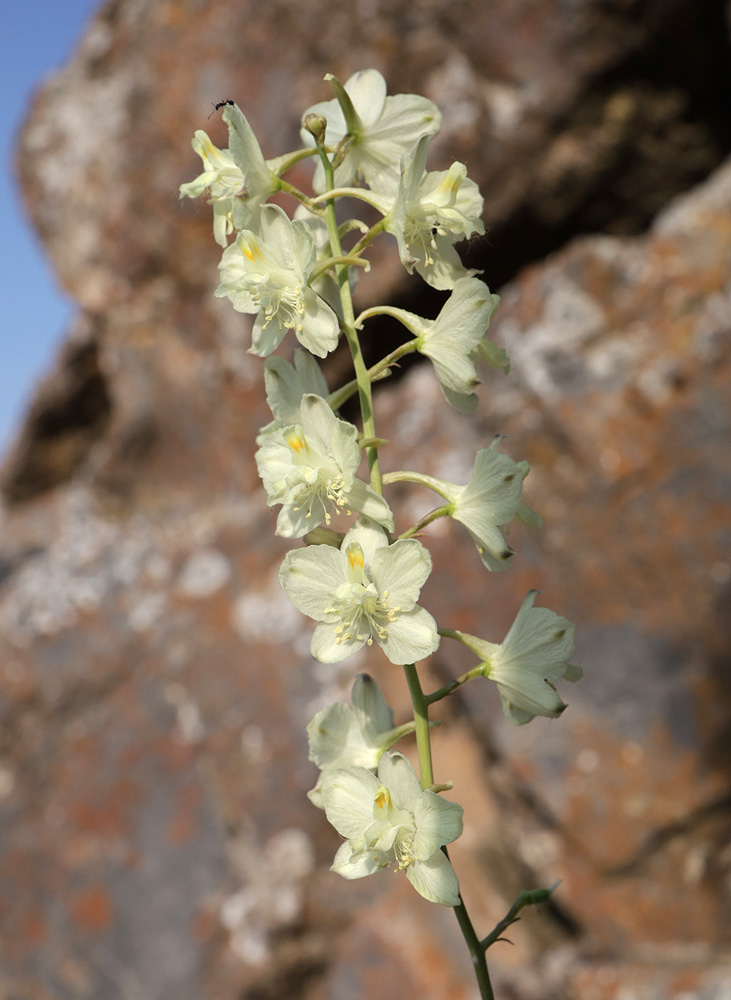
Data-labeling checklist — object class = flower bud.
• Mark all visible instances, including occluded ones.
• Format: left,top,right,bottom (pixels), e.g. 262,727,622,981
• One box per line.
302,113,328,146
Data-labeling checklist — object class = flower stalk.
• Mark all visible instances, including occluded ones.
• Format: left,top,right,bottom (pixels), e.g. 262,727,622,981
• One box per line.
315,142,383,494
181,68,581,1000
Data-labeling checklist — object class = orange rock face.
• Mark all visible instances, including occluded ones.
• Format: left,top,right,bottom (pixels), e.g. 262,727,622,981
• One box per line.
2,1,731,997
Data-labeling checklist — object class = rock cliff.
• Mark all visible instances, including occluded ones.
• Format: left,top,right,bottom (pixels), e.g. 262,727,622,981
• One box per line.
2,1,730,997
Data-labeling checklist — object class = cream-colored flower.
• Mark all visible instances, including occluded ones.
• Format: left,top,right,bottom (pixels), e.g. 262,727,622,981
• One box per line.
301,69,441,194
279,517,439,665
455,592,582,724
216,205,339,358
256,394,393,538
321,751,463,906
306,674,414,808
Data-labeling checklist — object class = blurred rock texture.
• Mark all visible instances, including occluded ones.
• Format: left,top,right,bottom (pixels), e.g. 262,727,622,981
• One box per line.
3,0,731,997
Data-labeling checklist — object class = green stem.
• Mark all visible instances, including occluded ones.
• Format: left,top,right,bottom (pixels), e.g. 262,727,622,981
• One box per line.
313,185,388,212
480,884,559,951
327,340,417,412
349,217,389,257
402,663,433,787
402,669,493,998
396,504,451,541
426,628,490,703
356,303,419,327
364,339,419,379
426,664,484,705
316,147,382,494
275,177,324,213
327,378,359,412
312,122,496,1000
272,146,320,176
310,254,369,283
381,469,453,501
449,875,495,1000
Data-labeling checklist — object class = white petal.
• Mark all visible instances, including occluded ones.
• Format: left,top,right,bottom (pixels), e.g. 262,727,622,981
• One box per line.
371,539,432,609
278,546,344,618
351,674,394,739
276,498,329,539
378,606,440,665
224,104,267,174
262,353,325,427
345,478,395,531
564,663,584,683
423,344,480,396
501,603,575,677
499,697,537,726
452,176,485,233
294,349,330,396
492,646,568,716
331,841,383,879
437,278,495,342
364,817,399,855
342,517,390,565
307,772,325,809
464,525,515,571
299,289,340,358
474,334,509,374
498,673,566,719
516,501,542,528
212,206,234,248
321,767,378,839
483,594,577,719
440,384,479,413
495,674,566,720
377,752,422,811
262,357,301,425
290,217,317,275
311,621,366,663
405,851,460,906
347,68,387,126
307,702,359,768
359,106,442,193
414,237,473,291
299,395,359,476
412,793,463,857
369,93,442,151
250,311,287,356
458,444,524,526
299,393,344,451
307,697,384,770
388,184,416,272
231,197,263,235
216,259,256,314
404,134,432,199
255,433,292,497
259,203,296,257
420,278,493,395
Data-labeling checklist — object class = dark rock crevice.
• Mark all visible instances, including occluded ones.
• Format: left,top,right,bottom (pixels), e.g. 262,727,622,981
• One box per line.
348,0,731,384
476,0,731,288
1,333,112,505
351,63,717,384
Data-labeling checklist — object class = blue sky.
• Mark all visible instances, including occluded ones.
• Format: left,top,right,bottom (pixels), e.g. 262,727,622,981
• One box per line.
1,0,101,457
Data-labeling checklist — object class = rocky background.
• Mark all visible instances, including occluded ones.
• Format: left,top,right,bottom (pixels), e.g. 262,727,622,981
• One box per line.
2,1,731,997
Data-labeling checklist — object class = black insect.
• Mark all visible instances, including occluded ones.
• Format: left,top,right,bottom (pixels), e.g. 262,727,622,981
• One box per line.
208,99,235,119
